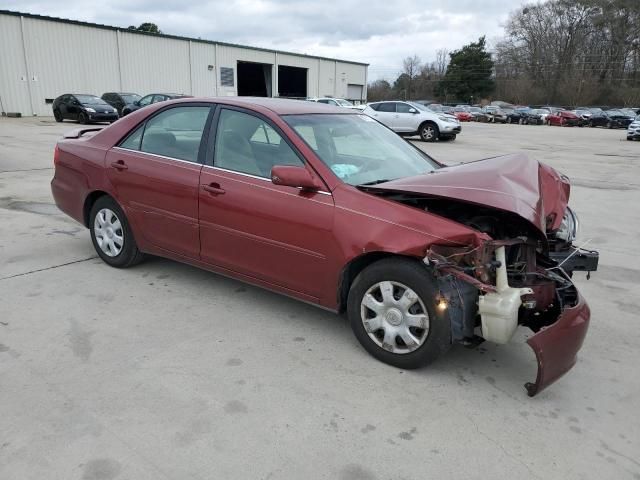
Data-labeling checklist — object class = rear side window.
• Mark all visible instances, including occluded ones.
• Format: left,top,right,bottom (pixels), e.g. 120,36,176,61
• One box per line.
120,125,144,150
377,103,396,113
141,106,210,162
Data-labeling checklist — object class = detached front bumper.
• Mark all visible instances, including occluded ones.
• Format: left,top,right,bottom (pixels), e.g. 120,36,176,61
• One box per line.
525,289,590,396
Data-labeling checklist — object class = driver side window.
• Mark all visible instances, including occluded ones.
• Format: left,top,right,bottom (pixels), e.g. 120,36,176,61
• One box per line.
214,109,303,178
139,95,153,107
396,103,412,113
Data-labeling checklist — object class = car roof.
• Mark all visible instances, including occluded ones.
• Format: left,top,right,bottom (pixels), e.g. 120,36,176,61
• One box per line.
184,97,356,115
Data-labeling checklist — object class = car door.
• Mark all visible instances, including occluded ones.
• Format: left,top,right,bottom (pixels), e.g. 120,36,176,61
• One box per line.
136,95,154,110
57,95,70,119
394,102,418,132
198,106,335,300
368,102,397,130
106,104,213,259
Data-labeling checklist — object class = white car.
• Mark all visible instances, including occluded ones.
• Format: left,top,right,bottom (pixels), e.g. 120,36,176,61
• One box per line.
627,115,640,141
308,97,360,108
363,101,461,142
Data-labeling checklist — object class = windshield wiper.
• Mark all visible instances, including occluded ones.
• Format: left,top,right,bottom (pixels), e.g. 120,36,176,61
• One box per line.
357,179,392,186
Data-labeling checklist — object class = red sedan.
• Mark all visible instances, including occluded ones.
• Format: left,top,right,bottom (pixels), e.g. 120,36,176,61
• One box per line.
453,107,474,122
52,97,598,396
547,110,582,127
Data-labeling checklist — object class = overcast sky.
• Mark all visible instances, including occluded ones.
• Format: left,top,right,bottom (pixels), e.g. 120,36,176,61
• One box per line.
2,0,526,80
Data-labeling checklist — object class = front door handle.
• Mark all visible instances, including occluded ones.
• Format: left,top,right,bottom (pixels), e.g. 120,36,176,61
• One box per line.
110,160,128,170
202,183,226,195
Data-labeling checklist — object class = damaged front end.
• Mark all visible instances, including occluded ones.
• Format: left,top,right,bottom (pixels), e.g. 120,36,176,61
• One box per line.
425,217,598,396
361,155,599,395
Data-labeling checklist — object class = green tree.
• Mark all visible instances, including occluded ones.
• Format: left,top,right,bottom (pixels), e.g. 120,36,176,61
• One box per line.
437,36,495,102
127,22,162,34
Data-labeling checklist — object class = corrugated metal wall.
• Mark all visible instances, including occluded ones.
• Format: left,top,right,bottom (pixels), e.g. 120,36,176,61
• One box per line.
0,12,368,116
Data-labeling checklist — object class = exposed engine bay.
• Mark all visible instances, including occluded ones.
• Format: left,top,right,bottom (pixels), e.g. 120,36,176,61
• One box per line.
370,192,599,394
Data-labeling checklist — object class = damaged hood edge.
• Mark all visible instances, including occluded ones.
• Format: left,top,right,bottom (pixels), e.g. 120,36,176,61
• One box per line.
364,153,570,234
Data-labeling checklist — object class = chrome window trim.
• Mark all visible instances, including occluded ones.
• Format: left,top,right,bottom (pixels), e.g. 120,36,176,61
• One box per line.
112,147,332,196
112,146,201,166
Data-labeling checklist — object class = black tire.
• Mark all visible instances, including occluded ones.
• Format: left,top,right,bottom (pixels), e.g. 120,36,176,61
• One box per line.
606,121,612,129
347,258,451,370
89,196,144,268
78,112,89,124
419,122,439,142
53,109,63,122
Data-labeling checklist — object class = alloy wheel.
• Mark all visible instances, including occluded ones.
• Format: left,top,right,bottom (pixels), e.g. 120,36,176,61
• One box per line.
360,281,430,354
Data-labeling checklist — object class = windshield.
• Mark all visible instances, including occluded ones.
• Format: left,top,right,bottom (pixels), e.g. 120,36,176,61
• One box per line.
469,107,481,112
121,94,141,103
532,109,547,114
408,102,430,112
75,95,107,104
336,99,354,107
284,114,438,186
607,110,623,115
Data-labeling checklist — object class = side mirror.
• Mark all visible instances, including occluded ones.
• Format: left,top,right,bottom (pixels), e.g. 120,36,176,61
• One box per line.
408,108,417,114
271,165,324,191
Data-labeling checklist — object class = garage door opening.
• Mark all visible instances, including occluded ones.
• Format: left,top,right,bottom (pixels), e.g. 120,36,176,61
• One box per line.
237,61,273,97
278,65,307,98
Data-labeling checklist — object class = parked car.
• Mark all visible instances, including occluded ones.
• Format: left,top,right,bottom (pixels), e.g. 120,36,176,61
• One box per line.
452,106,474,122
467,106,489,122
503,108,527,124
101,92,141,116
123,93,191,116
626,115,640,140
589,110,634,129
573,109,593,122
481,106,507,123
517,107,545,125
364,101,461,142
530,108,551,123
52,94,119,124
308,97,358,108
51,97,598,396
547,110,582,127
620,108,638,119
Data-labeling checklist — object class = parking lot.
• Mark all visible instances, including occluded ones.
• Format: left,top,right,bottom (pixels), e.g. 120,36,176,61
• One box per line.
1,117,639,479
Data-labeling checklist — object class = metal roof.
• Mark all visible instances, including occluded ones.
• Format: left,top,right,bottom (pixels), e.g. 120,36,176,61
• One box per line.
0,9,369,67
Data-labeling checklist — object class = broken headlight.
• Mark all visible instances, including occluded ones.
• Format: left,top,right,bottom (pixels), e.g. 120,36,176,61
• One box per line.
555,207,579,242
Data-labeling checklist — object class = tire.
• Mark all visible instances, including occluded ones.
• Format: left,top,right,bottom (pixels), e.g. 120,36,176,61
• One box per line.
589,121,595,128
53,109,63,122
347,258,451,370
606,121,612,129
78,112,88,124
419,122,439,142
506,117,512,124
89,196,144,268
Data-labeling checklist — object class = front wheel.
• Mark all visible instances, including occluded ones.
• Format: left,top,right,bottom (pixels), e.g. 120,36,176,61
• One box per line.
347,258,451,369
53,109,63,122
89,196,144,268
78,112,88,124
419,122,439,142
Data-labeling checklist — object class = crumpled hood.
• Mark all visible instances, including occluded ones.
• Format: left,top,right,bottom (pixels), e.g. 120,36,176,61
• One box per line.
366,153,570,233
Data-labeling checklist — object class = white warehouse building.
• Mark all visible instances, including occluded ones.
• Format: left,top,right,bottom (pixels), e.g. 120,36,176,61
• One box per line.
0,10,368,117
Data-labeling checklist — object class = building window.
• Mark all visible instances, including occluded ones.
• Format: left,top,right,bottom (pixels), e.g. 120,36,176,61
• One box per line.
220,67,234,87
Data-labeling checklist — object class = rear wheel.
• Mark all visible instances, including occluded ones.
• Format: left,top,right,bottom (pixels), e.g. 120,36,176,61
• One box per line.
419,122,439,142
53,109,63,122
606,121,613,129
89,196,144,268
347,258,451,369
507,117,512,124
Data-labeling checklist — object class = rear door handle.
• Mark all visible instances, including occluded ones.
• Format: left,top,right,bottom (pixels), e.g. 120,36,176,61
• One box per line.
202,183,225,195
110,160,128,170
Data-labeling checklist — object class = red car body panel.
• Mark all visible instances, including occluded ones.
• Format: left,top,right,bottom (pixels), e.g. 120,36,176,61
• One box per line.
51,97,592,396
526,290,590,396
364,153,570,232
454,111,474,122
547,111,580,126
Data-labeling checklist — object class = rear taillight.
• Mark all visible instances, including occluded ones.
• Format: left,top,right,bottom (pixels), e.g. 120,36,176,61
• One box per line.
54,144,60,167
